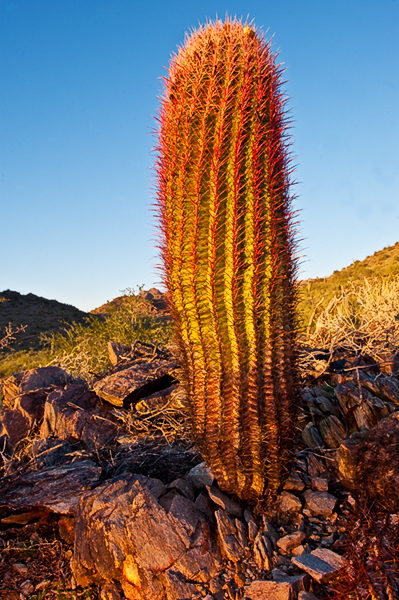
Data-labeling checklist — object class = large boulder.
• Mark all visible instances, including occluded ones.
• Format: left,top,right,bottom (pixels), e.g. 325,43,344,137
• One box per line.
72,474,221,600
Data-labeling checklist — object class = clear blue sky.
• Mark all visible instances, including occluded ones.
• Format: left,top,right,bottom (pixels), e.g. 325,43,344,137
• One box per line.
1,0,398,312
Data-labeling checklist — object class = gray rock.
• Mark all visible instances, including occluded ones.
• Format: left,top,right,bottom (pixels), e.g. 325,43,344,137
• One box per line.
314,394,341,417
278,491,302,513
277,531,306,553
318,416,346,448
335,383,387,429
273,571,309,595
244,509,259,541
207,485,242,516
302,423,325,449
298,592,320,600
292,548,347,583
187,462,214,489
243,579,293,600
215,510,244,562
304,490,337,516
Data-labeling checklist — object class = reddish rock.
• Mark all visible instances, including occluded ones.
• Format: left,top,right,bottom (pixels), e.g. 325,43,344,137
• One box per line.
0,460,102,514
14,390,48,428
1,372,24,407
93,360,177,408
304,490,337,516
243,580,294,600
40,384,118,449
0,408,30,450
72,474,221,599
107,341,131,366
19,366,73,393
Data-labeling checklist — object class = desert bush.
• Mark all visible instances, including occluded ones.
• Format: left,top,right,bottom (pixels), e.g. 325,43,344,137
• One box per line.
302,277,399,368
41,288,173,381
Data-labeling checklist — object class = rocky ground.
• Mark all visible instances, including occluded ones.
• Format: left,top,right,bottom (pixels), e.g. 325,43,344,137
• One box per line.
0,339,398,600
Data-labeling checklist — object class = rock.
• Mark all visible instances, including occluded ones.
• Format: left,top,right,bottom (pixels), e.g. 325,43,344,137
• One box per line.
318,416,346,448
1,372,24,407
304,490,337,516
135,385,180,412
302,423,325,448
166,478,195,502
0,408,30,450
107,341,131,366
194,493,214,520
0,460,101,514
253,531,273,569
360,374,399,407
262,516,279,547
306,454,326,478
187,462,214,489
244,509,259,541
19,366,73,393
243,579,294,600
32,437,74,468
72,474,221,599
277,531,306,553
283,470,305,492
273,571,309,595
278,491,302,513
215,510,244,561
93,360,177,407
14,390,48,428
40,385,118,449
313,394,341,417
206,485,242,516
311,478,328,492
292,545,308,556
298,593,320,600
335,383,388,430
292,548,347,583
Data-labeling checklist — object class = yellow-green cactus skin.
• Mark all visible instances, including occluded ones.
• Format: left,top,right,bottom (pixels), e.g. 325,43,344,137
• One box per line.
155,18,300,501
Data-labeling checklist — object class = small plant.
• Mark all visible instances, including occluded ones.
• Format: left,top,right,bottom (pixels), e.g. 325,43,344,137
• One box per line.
155,17,299,501
41,287,173,381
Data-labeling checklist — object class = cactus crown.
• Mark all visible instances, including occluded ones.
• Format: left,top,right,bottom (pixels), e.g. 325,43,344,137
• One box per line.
154,17,299,502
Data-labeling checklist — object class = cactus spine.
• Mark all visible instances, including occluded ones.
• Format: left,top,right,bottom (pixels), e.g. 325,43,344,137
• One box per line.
155,18,299,502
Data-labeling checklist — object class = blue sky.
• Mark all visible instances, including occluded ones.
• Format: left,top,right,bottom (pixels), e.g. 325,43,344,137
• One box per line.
1,0,398,311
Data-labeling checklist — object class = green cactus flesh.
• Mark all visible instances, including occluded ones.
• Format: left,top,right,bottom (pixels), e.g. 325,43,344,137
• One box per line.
155,18,299,502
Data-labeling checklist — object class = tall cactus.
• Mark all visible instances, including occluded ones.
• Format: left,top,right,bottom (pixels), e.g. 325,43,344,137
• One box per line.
154,17,300,502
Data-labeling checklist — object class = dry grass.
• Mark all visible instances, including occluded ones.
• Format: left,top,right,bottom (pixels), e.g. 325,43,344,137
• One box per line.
299,277,399,377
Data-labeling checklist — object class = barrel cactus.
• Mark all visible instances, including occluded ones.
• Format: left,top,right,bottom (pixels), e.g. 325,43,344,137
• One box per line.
154,17,300,502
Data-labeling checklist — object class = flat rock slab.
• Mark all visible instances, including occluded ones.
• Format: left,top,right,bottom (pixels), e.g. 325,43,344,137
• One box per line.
292,548,348,583
243,580,294,600
93,360,177,407
277,531,306,553
0,460,101,514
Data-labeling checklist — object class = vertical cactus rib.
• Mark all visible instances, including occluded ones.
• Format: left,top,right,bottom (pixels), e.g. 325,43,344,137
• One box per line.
155,17,299,502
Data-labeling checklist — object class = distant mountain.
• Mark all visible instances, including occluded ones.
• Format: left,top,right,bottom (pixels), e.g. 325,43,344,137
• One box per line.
0,290,90,352
298,242,399,330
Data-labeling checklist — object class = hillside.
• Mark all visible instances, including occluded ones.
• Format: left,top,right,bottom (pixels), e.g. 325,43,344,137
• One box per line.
298,242,399,331
0,290,90,352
